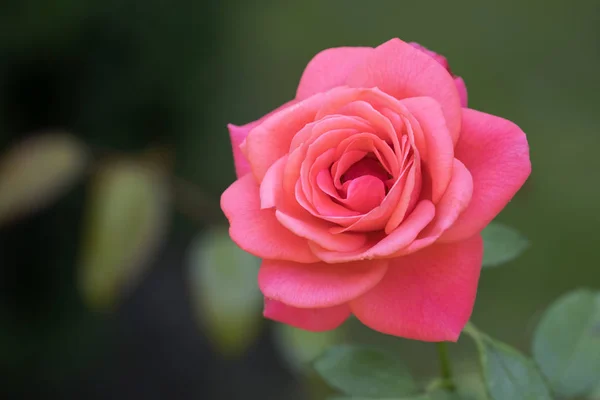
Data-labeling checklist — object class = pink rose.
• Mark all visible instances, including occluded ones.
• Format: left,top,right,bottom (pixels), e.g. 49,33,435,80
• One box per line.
221,39,530,341
409,42,468,108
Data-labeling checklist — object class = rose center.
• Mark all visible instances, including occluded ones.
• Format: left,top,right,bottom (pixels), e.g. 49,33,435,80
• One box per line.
332,156,391,213
341,157,390,184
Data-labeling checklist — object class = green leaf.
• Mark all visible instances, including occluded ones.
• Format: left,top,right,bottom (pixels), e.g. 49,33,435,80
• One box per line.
531,289,600,398
314,345,418,398
0,133,88,225
591,383,600,400
481,222,529,268
428,388,479,400
187,227,263,357
426,371,487,400
428,391,463,400
329,396,429,400
463,323,552,400
79,161,169,310
274,323,341,374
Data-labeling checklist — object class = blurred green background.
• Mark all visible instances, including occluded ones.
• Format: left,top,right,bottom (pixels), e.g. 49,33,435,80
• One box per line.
0,0,598,399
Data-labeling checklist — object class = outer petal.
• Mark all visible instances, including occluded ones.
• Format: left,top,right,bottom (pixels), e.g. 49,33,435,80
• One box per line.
440,109,531,242
227,100,297,178
408,42,468,108
263,299,350,332
347,38,462,144
409,42,450,69
296,46,373,100
454,77,468,108
228,124,254,178
221,174,319,263
350,234,483,342
244,94,326,181
258,259,388,308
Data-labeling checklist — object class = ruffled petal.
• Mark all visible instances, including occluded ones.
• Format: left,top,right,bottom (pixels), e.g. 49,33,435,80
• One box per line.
350,234,483,342
228,100,297,178
454,77,468,107
221,174,319,263
244,94,326,181
260,156,287,209
391,159,472,256
263,298,350,331
228,123,254,178
400,97,454,203
346,38,462,144
310,200,436,263
259,259,388,308
296,46,373,100
440,109,531,242
276,208,367,252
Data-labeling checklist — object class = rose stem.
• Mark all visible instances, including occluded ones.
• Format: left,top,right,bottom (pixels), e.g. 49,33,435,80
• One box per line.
436,342,456,392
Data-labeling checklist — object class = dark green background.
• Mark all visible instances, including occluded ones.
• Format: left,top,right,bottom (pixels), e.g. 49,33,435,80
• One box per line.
0,0,598,399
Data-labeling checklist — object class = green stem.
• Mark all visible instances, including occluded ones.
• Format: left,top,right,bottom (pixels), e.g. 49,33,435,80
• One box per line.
436,342,456,392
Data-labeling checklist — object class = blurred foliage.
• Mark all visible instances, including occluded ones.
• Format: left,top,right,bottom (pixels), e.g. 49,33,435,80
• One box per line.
78,157,170,310
187,227,263,357
274,325,344,400
464,324,552,400
314,345,419,398
275,325,343,375
532,290,600,398
0,0,599,399
315,296,599,400
481,223,529,268
0,132,88,225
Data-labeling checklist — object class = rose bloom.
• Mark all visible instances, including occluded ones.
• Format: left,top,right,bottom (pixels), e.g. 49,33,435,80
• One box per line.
221,39,530,341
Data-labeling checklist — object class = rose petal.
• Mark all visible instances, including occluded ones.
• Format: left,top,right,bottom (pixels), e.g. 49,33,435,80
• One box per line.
307,149,358,216
290,114,373,152
341,175,386,213
332,134,398,187
325,100,403,155
454,77,468,107
228,100,297,178
276,207,367,252
296,127,371,207
392,159,473,255
408,42,469,108
221,174,319,263
303,134,351,203
245,94,326,181
263,298,350,332
346,38,462,144
228,124,254,178
296,46,373,100
409,42,450,69
340,157,390,183
440,109,531,242
297,130,396,222
296,173,360,218
329,160,415,233
260,155,287,209
400,97,454,203
423,159,473,237
259,259,388,308
311,200,436,263
326,122,419,234
283,144,307,198
350,234,483,342
384,159,421,234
